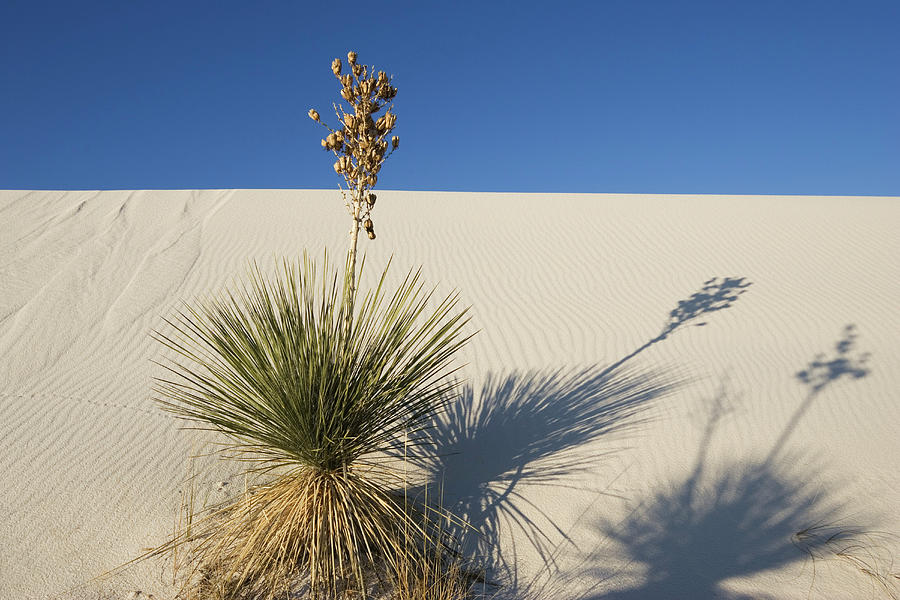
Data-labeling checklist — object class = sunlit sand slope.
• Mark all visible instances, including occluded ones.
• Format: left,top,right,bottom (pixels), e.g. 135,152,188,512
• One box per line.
1,190,898,599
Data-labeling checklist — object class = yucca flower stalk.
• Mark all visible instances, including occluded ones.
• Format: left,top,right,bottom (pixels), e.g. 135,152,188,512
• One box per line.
153,255,471,598
309,51,399,299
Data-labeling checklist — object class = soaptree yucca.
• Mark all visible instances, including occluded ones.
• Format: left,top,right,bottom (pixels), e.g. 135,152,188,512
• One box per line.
153,256,470,597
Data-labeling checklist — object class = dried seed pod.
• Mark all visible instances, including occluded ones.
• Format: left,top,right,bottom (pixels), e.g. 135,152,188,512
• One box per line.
347,51,357,65
344,114,356,129
367,193,376,207
363,218,373,230
367,229,376,240
352,64,362,77
326,133,342,151
321,138,328,149
340,87,353,101
308,109,320,122
340,74,352,87
391,136,399,150
331,59,342,77
377,71,387,85
333,159,342,174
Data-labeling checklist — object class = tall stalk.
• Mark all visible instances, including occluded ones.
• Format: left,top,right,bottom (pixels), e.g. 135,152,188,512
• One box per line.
309,51,400,299
347,195,361,301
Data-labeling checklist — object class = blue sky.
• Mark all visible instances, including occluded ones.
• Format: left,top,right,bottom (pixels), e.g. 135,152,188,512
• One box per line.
1,0,897,195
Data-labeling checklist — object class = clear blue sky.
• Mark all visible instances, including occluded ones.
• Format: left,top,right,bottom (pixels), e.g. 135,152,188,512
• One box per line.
1,0,898,195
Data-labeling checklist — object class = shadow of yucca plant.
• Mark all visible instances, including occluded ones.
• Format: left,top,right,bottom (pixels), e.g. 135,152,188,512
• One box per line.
152,255,472,598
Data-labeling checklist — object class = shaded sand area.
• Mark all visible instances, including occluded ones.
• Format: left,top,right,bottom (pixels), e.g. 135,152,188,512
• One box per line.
1,190,898,599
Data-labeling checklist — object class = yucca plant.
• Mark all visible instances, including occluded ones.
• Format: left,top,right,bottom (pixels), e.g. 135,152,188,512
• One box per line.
153,255,471,598
146,51,475,599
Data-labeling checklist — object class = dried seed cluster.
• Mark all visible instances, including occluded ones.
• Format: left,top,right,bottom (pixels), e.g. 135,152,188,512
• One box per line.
309,51,399,241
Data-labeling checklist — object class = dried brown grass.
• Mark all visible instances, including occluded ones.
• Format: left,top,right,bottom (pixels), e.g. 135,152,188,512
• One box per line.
163,468,483,600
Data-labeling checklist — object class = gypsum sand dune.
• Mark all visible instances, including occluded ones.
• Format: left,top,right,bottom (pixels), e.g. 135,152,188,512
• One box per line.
0,190,898,599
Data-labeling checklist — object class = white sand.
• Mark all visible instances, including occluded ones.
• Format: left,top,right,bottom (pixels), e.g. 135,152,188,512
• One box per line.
1,190,898,599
